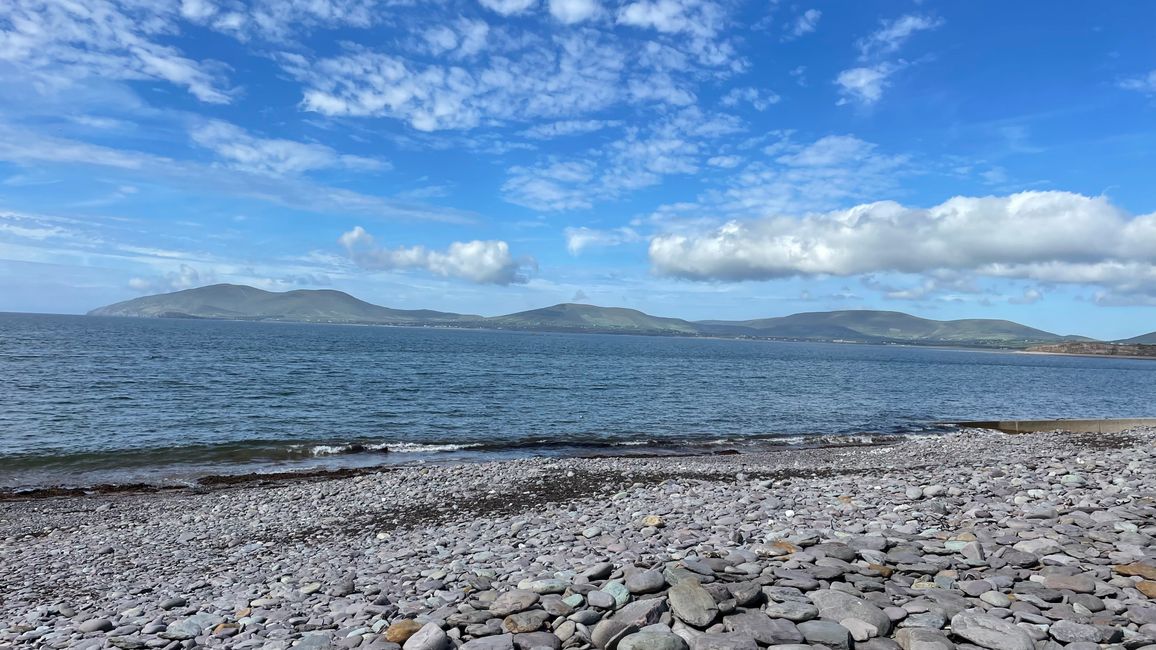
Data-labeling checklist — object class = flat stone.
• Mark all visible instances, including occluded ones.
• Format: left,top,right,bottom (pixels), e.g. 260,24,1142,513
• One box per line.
589,591,617,609
1042,574,1095,593
1048,619,1101,643
1012,539,1062,556
627,570,666,595
611,599,669,628
978,591,1010,608
618,632,689,650
763,599,818,622
403,622,449,650
1116,563,1156,580
78,618,114,633
491,591,541,616
842,617,879,641
895,628,956,650
528,579,568,595
460,634,515,650
691,633,757,650
513,631,562,650
503,610,551,633
161,613,223,640
722,611,803,645
949,610,1033,650
808,589,892,636
797,620,852,650
669,580,718,628
296,632,337,650
386,620,424,643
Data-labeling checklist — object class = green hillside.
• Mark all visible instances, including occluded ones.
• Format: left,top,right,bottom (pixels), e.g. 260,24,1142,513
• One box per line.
485,303,700,334
699,310,1070,344
88,284,472,323
1118,331,1156,345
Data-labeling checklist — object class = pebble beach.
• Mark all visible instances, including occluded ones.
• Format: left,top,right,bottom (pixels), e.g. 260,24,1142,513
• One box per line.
3,427,1156,650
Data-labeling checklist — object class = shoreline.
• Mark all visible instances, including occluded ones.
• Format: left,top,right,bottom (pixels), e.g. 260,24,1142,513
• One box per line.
4,426,1156,649
0,431,938,498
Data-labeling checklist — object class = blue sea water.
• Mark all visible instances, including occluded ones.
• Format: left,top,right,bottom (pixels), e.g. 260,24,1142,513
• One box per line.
1,313,1154,488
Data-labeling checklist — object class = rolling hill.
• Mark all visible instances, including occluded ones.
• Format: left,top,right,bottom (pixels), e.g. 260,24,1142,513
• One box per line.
89,284,1092,347
1118,331,1156,345
699,310,1079,345
486,303,700,334
88,284,474,323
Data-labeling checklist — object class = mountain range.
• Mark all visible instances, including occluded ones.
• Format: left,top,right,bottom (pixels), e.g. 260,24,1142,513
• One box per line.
89,284,1144,348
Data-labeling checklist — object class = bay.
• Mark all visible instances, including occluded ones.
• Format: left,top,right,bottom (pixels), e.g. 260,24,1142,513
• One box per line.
1,313,1153,488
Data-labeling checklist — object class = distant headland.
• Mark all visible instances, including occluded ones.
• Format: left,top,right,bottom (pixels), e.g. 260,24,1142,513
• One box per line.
88,283,1152,351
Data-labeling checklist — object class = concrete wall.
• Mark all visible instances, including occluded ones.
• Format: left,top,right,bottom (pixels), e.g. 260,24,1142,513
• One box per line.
953,418,1156,434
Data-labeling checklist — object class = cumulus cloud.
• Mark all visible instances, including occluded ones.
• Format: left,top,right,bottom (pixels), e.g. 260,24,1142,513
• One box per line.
564,226,643,254
649,192,1156,303
339,226,534,284
548,0,601,24
129,264,215,293
190,120,385,175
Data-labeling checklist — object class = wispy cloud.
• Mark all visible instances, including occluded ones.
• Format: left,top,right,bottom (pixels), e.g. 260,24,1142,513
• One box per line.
783,9,822,41
835,13,941,106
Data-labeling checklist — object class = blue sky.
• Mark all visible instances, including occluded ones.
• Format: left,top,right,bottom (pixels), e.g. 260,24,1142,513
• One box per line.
1,0,1154,339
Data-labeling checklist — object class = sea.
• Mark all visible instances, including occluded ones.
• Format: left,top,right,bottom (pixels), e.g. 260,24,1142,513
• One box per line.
2,313,1154,489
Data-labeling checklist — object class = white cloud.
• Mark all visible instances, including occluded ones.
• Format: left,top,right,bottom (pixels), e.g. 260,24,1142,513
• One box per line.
564,226,643,254
190,120,385,175
835,63,898,105
1120,70,1156,95
617,0,724,38
291,33,645,131
0,125,466,222
548,0,601,24
503,159,598,211
648,192,1156,304
857,14,943,60
0,0,234,103
502,107,739,210
834,13,940,107
421,18,490,58
339,226,534,285
707,155,742,168
784,9,821,40
129,264,214,293
478,0,538,15
721,86,780,111
1009,287,1043,305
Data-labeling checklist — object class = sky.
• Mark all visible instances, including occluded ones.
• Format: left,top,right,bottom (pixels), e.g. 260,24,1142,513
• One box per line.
0,1,1155,339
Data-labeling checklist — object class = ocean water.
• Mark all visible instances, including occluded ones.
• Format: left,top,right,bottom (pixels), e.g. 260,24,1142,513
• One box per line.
2,313,1154,488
